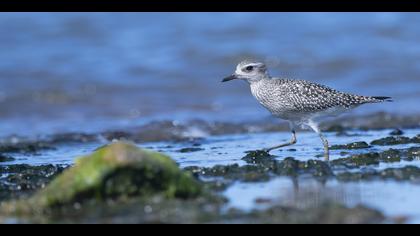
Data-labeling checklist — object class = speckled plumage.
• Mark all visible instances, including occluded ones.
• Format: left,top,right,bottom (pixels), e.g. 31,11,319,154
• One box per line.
250,78,388,123
222,60,391,160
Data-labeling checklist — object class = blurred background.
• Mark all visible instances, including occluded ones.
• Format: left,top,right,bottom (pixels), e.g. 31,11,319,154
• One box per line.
0,12,419,136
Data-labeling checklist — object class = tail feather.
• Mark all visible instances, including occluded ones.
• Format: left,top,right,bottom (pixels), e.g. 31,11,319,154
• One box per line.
371,96,393,102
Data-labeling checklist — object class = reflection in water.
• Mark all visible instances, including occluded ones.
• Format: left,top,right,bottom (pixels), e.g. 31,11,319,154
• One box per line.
224,177,420,223
276,177,361,210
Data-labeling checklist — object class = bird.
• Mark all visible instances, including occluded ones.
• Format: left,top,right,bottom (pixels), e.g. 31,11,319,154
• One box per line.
222,60,392,160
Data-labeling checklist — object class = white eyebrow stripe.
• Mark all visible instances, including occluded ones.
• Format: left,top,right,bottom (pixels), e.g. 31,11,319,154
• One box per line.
235,67,243,74
244,63,260,67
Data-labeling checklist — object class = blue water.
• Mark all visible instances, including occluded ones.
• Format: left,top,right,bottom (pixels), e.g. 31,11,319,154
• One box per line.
3,128,419,168
2,13,420,223
2,128,420,222
224,178,420,223
0,13,420,136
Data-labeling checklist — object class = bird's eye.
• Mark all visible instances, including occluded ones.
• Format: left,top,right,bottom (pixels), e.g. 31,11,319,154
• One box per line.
245,66,254,72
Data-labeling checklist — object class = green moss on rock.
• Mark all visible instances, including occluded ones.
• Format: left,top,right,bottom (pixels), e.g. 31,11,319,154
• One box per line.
330,142,371,150
17,142,201,209
380,149,403,162
242,150,276,165
332,153,381,167
370,136,412,146
331,149,408,168
177,147,204,153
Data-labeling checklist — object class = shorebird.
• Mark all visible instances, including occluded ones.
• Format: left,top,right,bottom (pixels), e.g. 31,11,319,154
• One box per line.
222,60,392,160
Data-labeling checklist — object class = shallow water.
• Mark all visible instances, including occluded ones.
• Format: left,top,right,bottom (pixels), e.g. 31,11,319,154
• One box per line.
1,13,420,223
1,13,420,137
146,128,420,168
3,128,419,168
224,178,420,223
0,142,102,166
1,128,420,222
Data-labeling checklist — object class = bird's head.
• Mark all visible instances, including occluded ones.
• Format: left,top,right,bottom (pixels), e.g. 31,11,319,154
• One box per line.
222,60,270,84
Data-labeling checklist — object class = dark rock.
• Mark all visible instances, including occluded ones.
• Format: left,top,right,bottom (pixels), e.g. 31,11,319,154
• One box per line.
0,164,66,202
407,147,420,159
185,164,271,183
0,141,55,154
337,166,420,182
390,129,404,136
300,160,334,178
0,155,14,162
273,157,300,176
333,147,419,168
5,142,202,211
371,136,412,146
332,153,382,167
242,150,275,165
177,147,204,153
187,156,334,184
330,141,371,150
412,134,420,143
379,149,403,162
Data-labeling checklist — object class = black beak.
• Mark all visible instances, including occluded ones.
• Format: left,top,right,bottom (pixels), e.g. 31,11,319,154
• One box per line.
222,74,238,82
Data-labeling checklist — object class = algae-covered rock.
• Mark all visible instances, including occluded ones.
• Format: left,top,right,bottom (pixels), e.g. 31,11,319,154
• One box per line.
186,156,334,185
370,136,412,146
331,149,407,168
242,150,276,165
332,153,381,167
379,149,404,162
330,141,370,150
412,135,420,143
337,166,420,182
177,147,204,153
407,147,420,159
185,164,271,183
18,142,201,209
0,155,14,162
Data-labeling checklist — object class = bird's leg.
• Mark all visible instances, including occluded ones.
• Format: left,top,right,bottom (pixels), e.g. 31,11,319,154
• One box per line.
318,133,329,161
308,121,330,161
264,123,297,152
